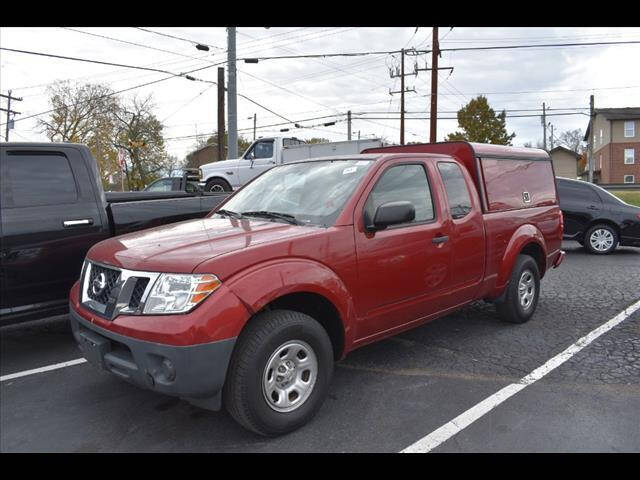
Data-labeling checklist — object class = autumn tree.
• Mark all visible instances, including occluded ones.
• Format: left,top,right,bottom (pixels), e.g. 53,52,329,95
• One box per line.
113,95,171,190
38,81,120,187
446,95,516,145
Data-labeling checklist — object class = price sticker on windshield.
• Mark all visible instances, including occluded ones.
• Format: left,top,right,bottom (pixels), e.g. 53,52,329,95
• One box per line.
343,166,357,175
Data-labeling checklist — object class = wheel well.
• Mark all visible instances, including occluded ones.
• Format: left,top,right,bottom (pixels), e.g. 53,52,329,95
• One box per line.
520,242,546,278
205,176,231,187
262,292,345,360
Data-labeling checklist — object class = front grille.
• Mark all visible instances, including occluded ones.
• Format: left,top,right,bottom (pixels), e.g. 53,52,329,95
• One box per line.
129,278,150,309
86,264,121,304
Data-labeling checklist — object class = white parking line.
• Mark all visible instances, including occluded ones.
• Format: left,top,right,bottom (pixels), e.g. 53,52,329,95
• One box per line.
0,358,87,382
401,298,640,453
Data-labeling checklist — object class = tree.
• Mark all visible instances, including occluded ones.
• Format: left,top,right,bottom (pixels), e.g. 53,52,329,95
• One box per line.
445,95,516,145
38,81,120,187
557,129,585,154
113,95,171,190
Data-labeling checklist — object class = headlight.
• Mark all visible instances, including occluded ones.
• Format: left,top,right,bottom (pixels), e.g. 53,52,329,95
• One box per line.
143,274,221,314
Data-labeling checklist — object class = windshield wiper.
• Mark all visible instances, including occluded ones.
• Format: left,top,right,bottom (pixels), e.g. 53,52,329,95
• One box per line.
241,210,301,225
216,209,244,219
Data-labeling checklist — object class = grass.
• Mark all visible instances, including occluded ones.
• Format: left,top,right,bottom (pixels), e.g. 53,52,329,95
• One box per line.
610,190,640,207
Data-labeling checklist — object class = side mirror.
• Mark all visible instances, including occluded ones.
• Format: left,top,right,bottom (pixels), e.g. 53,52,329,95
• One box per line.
367,201,415,231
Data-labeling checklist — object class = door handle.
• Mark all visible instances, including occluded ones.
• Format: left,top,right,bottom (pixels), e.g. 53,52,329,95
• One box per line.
432,235,449,244
587,205,599,210
63,219,93,227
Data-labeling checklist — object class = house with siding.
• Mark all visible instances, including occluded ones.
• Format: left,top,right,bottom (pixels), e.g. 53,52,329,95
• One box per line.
584,107,640,184
550,146,580,179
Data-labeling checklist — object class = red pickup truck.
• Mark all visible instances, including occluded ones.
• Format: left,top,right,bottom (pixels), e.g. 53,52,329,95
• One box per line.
69,142,564,436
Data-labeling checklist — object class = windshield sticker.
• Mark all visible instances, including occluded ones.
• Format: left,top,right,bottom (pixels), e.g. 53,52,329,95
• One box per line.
356,160,369,165
343,166,357,175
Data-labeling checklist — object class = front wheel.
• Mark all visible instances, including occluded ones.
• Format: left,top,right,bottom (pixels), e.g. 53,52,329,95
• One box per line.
223,310,334,436
496,254,540,324
584,224,618,254
204,178,232,193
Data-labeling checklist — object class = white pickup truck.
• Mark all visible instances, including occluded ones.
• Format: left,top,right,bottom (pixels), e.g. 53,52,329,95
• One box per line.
199,136,383,192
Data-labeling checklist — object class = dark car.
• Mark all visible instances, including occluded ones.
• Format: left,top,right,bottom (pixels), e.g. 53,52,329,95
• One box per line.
556,177,640,254
145,177,202,193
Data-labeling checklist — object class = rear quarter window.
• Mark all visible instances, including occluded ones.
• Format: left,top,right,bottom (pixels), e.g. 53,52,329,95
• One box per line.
4,152,78,208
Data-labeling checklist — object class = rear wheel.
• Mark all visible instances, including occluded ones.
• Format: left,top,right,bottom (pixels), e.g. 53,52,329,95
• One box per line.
584,224,618,254
223,310,334,436
496,254,540,324
204,178,232,193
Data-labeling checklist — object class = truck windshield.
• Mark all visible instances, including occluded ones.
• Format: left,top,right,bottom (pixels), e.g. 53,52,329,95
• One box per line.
215,160,374,226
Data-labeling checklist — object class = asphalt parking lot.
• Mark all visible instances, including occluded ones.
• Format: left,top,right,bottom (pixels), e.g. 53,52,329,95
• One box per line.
1,241,639,453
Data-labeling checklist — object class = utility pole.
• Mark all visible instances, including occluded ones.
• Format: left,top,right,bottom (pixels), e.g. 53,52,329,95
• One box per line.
588,94,595,183
252,113,256,141
389,49,416,145
430,27,439,142
549,124,554,149
347,110,352,141
227,27,238,159
217,67,225,161
2,90,23,142
542,102,547,151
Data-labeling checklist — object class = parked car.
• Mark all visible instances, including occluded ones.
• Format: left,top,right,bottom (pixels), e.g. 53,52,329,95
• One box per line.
69,142,564,436
199,136,383,192
145,177,202,193
0,143,229,325
556,177,640,254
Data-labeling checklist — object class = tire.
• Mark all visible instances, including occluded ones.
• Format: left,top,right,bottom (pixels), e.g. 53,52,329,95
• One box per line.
584,224,618,255
204,178,232,193
496,254,540,324
223,309,334,436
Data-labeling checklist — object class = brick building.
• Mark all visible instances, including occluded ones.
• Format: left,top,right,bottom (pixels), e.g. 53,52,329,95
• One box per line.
186,144,226,168
584,107,640,184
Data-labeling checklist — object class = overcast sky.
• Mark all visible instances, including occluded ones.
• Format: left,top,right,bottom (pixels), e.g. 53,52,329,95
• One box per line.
2,26,640,159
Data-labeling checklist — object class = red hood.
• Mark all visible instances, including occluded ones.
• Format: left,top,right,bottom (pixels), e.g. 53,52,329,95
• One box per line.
87,217,316,273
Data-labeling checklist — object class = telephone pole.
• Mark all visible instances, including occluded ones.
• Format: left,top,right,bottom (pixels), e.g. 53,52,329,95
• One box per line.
430,27,439,142
549,123,554,149
542,102,547,150
588,94,595,183
389,48,416,145
347,110,352,141
227,27,238,159
217,67,225,161
2,90,23,142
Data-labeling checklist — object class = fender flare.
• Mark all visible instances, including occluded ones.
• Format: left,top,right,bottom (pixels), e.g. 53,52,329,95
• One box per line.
222,258,356,349
495,224,547,294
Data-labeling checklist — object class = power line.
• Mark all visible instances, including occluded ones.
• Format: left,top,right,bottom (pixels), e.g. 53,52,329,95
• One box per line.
134,27,223,51
0,47,221,81
440,40,640,52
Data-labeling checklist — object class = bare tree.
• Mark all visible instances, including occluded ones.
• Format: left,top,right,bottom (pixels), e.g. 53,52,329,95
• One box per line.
557,129,585,154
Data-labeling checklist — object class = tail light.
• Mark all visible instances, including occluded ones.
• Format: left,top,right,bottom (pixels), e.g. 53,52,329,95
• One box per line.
559,210,564,233
636,212,640,221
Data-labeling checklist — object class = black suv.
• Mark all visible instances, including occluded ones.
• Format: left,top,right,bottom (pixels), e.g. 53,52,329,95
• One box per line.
556,177,640,254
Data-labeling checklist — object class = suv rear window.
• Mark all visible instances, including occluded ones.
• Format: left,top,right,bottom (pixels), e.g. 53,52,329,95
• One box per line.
4,152,78,208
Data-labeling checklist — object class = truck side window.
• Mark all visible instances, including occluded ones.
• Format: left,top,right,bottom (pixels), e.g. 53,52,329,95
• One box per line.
365,164,434,226
4,152,78,208
438,162,472,219
246,140,274,160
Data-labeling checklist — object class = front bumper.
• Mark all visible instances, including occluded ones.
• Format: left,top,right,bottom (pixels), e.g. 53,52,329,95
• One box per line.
552,250,566,268
70,306,236,410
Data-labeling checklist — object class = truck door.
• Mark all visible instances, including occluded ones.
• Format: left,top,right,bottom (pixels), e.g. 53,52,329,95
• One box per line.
353,160,453,341
435,161,485,301
0,147,108,319
237,139,276,185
